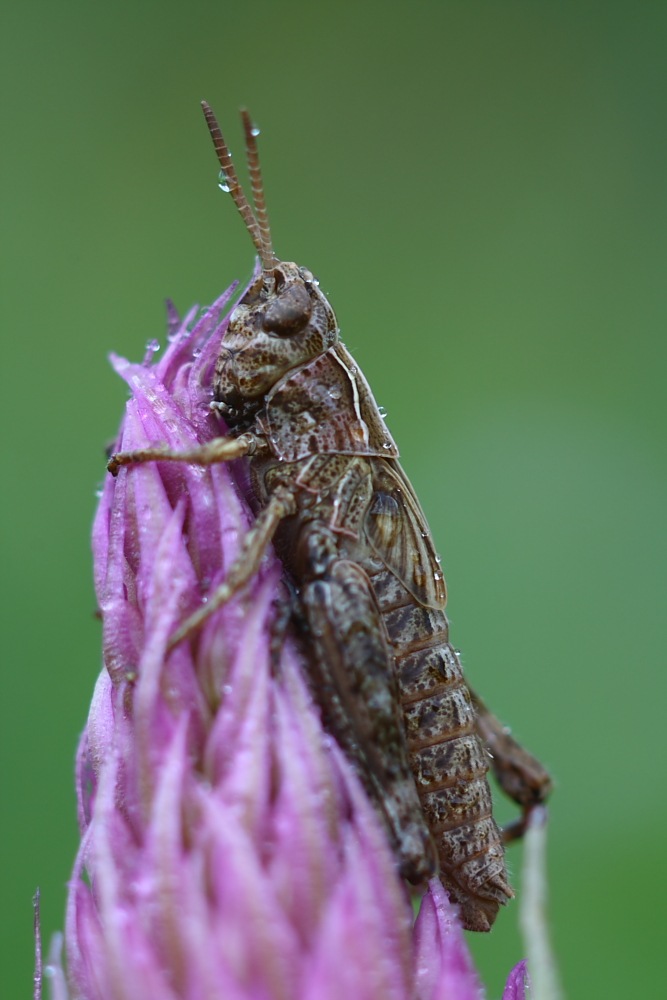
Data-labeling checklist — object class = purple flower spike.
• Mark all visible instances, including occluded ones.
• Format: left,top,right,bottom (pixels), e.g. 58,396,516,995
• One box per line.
413,879,483,1000
502,961,530,1000
59,276,524,1000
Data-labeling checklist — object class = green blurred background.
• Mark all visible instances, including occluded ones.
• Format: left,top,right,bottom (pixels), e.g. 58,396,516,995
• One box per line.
2,1,666,996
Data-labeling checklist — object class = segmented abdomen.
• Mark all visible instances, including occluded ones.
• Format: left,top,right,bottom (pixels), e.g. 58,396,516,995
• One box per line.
368,567,513,932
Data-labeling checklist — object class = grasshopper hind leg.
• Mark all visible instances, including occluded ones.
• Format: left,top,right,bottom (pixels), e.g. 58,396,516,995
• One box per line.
296,523,437,883
469,688,553,844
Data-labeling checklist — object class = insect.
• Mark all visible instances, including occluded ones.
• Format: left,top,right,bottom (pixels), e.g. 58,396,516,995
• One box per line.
108,103,552,931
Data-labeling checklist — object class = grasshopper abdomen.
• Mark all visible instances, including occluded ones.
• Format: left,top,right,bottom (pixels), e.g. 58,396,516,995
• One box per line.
371,566,511,930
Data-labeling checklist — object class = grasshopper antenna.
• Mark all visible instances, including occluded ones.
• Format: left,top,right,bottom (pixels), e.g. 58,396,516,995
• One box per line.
201,101,268,264
240,108,277,270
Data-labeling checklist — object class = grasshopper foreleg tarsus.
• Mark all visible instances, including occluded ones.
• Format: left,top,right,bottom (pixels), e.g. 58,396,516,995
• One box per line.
167,486,297,651
107,432,260,476
469,688,553,844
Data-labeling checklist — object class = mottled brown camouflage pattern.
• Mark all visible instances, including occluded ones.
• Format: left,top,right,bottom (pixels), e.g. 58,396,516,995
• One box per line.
260,443,511,930
109,113,552,930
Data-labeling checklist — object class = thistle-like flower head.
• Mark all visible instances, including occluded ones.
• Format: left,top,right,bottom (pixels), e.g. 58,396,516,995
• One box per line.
50,272,528,1000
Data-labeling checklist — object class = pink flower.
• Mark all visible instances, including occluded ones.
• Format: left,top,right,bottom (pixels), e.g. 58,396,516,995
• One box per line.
45,274,529,999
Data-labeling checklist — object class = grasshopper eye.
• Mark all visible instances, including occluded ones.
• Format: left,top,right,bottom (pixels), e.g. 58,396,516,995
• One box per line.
262,284,313,336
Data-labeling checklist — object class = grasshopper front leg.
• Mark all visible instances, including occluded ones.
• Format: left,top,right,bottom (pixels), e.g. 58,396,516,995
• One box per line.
107,426,291,649
107,431,260,476
470,688,553,844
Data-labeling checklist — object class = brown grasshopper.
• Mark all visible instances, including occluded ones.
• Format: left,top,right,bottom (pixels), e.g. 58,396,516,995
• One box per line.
108,103,552,932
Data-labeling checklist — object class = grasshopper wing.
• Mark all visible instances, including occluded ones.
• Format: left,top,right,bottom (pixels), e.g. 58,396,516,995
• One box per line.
365,459,447,610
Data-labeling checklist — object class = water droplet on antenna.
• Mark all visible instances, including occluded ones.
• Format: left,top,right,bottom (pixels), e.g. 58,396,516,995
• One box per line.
251,125,260,137
218,169,231,193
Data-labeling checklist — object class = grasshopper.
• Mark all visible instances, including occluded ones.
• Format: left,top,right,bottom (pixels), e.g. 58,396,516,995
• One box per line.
108,104,552,931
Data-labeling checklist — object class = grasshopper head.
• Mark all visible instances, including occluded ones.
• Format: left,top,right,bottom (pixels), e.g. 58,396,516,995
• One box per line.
215,261,337,407
200,104,338,414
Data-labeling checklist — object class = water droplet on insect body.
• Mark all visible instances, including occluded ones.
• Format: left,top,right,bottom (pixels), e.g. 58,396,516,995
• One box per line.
382,442,392,450
250,125,261,137
434,572,443,581
328,386,342,400
435,554,442,563
218,169,231,193
378,406,388,418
